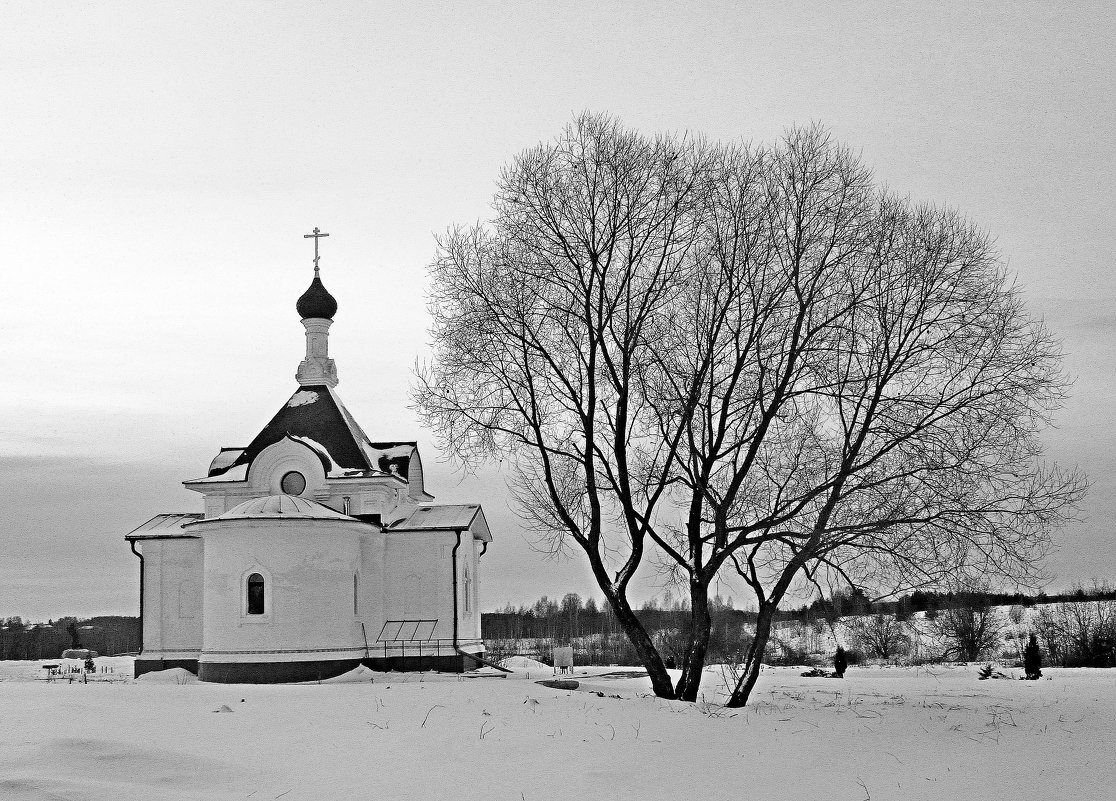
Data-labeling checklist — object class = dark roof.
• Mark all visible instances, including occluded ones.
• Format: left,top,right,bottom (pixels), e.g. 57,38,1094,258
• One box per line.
296,270,338,320
206,384,416,479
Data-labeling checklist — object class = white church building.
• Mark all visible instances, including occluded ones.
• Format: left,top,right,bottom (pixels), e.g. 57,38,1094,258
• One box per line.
126,238,492,682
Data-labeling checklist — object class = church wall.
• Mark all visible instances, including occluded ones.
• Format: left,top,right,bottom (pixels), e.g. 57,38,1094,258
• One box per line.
380,530,485,653
198,520,366,668
356,530,387,645
383,532,454,643
136,538,203,665
461,537,482,643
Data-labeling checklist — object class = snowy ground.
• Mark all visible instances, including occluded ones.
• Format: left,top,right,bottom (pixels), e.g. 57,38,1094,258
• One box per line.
1,657,1113,800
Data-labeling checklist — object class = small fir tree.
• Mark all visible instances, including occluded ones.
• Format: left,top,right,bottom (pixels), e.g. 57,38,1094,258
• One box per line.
833,646,848,678
1023,633,1043,680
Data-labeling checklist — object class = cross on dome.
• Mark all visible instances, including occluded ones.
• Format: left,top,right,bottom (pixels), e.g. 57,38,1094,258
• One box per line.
303,227,330,274
296,227,338,321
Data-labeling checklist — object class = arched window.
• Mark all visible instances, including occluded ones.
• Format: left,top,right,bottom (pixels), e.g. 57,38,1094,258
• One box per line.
247,573,265,615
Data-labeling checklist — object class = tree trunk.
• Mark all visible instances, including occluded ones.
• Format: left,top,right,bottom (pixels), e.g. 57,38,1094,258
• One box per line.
604,591,676,699
675,578,712,701
724,599,779,708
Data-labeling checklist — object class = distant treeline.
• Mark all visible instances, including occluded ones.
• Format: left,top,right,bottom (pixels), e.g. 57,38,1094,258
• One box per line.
481,585,1116,665
0,616,140,660
798,584,1116,622
485,584,1116,636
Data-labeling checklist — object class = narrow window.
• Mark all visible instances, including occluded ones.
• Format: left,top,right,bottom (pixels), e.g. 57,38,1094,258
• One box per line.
463,566,471,614
353,573,359,615
247,573,265,615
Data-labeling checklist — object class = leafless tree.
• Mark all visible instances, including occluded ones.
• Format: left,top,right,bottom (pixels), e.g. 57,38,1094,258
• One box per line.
415,113,1085,705
932,595,1005,661
849,614,911,661
1034,598,1116,666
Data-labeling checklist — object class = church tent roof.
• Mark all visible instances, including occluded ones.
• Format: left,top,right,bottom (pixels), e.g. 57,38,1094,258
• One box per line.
201,384,416,481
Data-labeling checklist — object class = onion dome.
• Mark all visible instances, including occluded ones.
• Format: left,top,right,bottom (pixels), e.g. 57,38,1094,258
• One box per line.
296,269,338,320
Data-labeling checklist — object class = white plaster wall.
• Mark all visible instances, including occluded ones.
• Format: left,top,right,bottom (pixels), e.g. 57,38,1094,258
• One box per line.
407,451,426,499
139,539,203,655
140,540,162,653
356,531,387,642
463,537,481,641
383,532,455,642
198,519,366,663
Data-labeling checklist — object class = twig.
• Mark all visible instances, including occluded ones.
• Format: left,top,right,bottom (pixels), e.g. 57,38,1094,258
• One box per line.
421,705,446,728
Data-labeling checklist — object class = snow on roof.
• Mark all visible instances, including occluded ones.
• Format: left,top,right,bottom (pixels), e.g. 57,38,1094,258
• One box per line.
287,434,334,472
126,513,204,540
208,448,245,475
286,389,320,408
189,462,249,484
391,504,492,540
361,441,414,478
188,494,360,524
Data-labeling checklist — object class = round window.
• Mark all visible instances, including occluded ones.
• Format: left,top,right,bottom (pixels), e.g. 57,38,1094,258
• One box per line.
280,470,306,495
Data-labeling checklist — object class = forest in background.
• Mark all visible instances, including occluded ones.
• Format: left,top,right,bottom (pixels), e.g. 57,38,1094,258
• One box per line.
482,585,1116,668
0,616,140,660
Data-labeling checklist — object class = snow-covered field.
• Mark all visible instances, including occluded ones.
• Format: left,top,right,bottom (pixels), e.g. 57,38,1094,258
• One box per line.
1,657,1113,800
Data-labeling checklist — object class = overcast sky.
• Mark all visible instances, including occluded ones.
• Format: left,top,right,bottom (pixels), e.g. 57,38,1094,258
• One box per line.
2,1,1114,619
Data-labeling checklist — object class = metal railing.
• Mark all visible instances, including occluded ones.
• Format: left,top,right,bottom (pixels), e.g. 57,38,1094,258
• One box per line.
375,637,458,662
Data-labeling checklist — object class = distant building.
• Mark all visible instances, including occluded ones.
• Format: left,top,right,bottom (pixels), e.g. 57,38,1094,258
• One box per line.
126,243,491,682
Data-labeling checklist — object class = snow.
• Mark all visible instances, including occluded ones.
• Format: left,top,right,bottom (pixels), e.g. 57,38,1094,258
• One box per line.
499,655,551,672
1,657,1114,800
192,462,248,483
286,390,320,408
136,667,199,685
360,442,413,475
287,434,335,470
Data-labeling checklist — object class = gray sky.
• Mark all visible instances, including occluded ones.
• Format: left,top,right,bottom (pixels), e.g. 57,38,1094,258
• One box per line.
2,1,1114,619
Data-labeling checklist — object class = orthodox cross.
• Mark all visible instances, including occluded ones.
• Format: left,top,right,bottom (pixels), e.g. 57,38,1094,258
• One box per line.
303,227,330,272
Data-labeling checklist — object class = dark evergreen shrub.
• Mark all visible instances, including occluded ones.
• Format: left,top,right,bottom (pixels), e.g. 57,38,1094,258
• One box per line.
1023,633,1042,679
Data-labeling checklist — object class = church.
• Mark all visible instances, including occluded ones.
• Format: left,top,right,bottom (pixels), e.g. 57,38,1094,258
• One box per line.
125,232,492,682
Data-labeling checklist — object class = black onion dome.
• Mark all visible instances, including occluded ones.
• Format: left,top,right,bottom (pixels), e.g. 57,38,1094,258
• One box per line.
296,271,338,319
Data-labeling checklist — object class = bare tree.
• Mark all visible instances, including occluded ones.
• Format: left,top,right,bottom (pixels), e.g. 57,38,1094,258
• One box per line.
416,113,1085,705
417,113,711,698
849,614,910,661
1035,599,1116,666
932,594,1005,661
